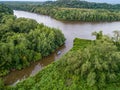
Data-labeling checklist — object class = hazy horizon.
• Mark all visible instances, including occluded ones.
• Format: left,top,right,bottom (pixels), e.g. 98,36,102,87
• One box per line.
0,0,120,4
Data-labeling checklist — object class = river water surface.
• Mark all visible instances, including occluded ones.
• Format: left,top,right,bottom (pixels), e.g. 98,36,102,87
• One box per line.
4,10,120,85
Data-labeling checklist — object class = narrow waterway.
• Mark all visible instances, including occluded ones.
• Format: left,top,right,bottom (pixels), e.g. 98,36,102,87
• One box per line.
4,10,120,85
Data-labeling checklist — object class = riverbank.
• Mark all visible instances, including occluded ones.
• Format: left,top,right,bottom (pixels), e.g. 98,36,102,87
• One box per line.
3,1,120,22
0,12,65,78
4,38,92,89
32,7,120,22
3,10,120,86
9,35,120,90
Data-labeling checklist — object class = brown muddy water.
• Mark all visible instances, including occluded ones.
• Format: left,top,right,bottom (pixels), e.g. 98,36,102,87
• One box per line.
3,10,120,85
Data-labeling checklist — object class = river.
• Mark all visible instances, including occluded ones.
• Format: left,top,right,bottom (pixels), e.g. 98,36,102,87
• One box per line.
4,10,120,85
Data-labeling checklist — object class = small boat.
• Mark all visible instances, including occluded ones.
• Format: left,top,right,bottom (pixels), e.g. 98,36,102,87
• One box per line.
57,51,61,55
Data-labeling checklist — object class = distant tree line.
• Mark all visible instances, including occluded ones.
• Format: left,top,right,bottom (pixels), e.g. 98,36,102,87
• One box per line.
0,4,13,23
2,0,120,22
0,4,13,14
2,0,120,10
32,7,120,22
45,0,120,10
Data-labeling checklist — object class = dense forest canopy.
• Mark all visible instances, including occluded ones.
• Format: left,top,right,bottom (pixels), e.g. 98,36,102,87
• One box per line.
0,4,13,23
5,32,120,90
0,4,65,77
2,0,120,10
2,0,120,22
1,1,120,90
0,4,13,14
32,7,120,22
45,0,120,10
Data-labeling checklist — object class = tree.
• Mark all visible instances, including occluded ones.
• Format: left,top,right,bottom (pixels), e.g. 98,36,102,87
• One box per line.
13,18,38,33
113,30,120,41
0,78,5,90
92,31,103,39
113,30,120,50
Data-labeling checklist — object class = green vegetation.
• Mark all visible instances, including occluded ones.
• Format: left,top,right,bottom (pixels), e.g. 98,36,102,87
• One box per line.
51,0,120,10
72,38,92,51
0,20,65,76
6,32,120,90
0,4,65,77
2,0,120,10
30,4,120,22
0,78,5,90
1,1,120,90
0,4,13,14
0,4,13,23
2,0,120,22
41,8,120,22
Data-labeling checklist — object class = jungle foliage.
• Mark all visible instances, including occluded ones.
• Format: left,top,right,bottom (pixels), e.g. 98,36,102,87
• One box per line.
0,4,13,14
1,1,120,90
7,31,120,90
0,4,65,77
2,0,120,10
0,4,13,23
32,7,120,22
2,0,120,22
